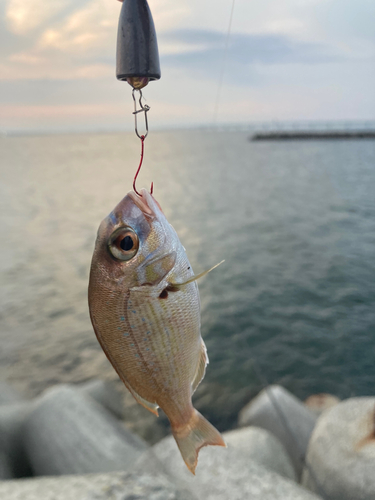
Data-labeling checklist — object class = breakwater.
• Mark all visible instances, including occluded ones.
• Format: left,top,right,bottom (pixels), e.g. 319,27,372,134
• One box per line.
251,130,375,140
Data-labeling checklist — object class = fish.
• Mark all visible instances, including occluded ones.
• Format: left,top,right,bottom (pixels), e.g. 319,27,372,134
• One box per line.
88,188,225,474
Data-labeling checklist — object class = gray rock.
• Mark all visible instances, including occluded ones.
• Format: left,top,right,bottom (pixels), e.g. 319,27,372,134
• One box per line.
0,451,13,479
223,426,297,481
0,403,31,452
77,379,125,420
80,379,169,445
304,394,340,415
0,402,32,477
0,470,197,500
23,384,148,476
0,383,30,477
302,397,375,500
0,383,24,405
152,433,322,500
238,385,317,476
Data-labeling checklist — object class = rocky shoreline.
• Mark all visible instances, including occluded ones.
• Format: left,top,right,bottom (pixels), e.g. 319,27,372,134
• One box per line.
1,380,374,499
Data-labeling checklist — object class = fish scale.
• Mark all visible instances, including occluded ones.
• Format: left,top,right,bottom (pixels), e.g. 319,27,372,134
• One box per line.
125,284,199,395
89,188,225,473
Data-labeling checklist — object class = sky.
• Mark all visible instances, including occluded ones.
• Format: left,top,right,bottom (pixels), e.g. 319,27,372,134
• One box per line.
0,0,374,132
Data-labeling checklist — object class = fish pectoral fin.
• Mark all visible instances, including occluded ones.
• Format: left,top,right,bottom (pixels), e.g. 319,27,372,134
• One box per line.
126,383,159,417
169,260,225,289
192,341,208,394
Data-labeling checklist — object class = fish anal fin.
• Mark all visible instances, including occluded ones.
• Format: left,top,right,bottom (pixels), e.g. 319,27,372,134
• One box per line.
125,383,159,417
192,341,208,394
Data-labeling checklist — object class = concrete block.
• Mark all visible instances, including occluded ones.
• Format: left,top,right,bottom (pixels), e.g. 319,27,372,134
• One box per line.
0,470,198,500
238,385,317,476
0,402,33,477
77,379,125,420
152,434,322,500
302,397,375,500
0,451,13,479
23,384,148,476
79,380,169,445
304,394,340,415
0,383,24,406
223,426,297,481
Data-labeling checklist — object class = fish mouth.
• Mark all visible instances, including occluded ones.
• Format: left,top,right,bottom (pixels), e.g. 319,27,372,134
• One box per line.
128,188,164,218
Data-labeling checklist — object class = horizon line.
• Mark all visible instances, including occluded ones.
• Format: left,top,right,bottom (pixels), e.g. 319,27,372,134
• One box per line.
2,119,375,138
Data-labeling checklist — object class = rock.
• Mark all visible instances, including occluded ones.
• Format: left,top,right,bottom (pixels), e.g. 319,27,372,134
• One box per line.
0,403,31,452
0,383,24,405
0,383,30,477
222,426,297,481
302,397,375,500
80,378,170,446
0,402,33,477
77,379,125,420
0,451,13,479
23,384,148,476
238,385,317,476
304,394,340,415
119,388,169,445
152,433,322,500
192,381,254,432
0,470,198,500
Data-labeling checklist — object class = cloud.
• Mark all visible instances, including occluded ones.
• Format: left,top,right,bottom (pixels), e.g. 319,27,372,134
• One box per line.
0,78,121,106
1,0,374,131
1,0,121,80
150,0,191,32
159,29,346,84
2,0,373,84
5,0,80,34
309,0,375,43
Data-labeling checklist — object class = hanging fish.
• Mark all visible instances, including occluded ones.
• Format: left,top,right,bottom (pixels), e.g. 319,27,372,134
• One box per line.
88,188,225,474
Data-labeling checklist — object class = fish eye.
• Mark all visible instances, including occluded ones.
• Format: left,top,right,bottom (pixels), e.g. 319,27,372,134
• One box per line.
108,227,139,261
120,235,133,251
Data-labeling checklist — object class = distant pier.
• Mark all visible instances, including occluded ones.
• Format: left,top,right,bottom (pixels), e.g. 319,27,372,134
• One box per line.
251,130,375,141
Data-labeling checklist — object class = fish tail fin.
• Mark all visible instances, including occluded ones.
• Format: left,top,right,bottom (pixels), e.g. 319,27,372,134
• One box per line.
172,410,226,475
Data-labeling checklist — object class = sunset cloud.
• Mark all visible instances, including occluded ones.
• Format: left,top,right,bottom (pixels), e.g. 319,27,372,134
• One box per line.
6,0,77,34
1,0,374,131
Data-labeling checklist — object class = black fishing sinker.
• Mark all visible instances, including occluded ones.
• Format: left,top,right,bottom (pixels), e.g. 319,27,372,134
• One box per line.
116,0,161,89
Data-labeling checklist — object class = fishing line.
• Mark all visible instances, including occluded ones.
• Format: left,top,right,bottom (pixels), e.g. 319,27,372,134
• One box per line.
250,358,329,500
213,0,236,124
212,4,327,497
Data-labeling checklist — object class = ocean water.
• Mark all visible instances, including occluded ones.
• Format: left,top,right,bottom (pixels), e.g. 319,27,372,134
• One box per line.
1,130,374,429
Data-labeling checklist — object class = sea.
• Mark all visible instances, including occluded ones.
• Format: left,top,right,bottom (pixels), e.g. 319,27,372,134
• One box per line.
1,128,374,430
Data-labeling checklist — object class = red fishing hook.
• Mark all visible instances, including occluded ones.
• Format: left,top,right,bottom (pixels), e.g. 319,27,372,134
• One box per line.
133,135,145,197
133,135,154,197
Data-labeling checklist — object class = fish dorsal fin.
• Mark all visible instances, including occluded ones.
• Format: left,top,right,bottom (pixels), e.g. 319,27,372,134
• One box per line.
192,341,208,394
126,383,159,417
170,260,224,289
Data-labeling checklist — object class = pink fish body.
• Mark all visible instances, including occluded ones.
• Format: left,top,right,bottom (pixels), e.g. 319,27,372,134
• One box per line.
88,189,225,473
